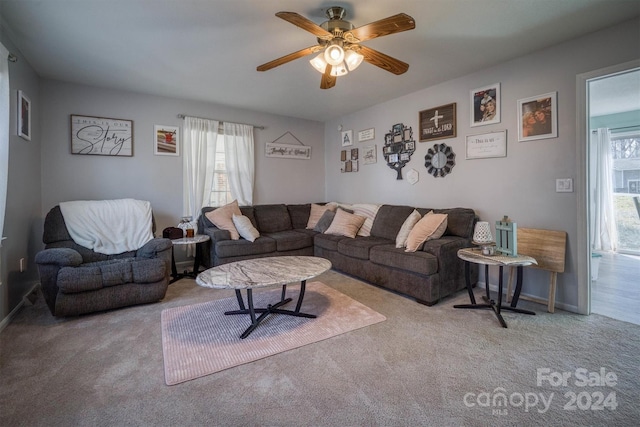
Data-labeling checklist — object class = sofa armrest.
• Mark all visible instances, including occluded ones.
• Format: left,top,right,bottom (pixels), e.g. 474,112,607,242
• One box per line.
202,226,232,242
136,237,172,258
35,248,83,267
421,237,471,282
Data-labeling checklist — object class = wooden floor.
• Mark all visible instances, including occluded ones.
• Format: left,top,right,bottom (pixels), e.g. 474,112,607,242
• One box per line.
591,252,640,325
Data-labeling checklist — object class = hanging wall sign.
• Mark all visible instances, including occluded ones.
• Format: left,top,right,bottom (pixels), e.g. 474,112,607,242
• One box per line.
419,103,457,142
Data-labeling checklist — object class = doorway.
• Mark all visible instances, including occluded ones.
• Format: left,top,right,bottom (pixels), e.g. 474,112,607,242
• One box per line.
582,64,640,325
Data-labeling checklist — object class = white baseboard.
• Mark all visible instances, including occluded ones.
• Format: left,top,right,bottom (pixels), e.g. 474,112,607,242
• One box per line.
481,281,579,314
0,281,40,333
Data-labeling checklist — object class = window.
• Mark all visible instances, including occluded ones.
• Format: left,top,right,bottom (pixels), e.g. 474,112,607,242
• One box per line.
611,132,640,194
208,133,232,207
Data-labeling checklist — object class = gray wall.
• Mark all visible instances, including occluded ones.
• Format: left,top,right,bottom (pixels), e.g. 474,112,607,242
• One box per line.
0,28,42,325
323,17,640,312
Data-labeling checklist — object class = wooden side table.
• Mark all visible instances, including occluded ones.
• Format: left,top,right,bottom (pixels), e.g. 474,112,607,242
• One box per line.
170,234,210,283
454,248,537,328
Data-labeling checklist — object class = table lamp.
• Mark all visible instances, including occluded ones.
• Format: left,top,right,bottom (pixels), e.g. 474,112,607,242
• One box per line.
473,221,495,255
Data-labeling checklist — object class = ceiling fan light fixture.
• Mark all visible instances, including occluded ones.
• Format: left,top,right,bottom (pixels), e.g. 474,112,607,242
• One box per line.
330,61,348,77
309,53,328,73
344,50,364,71
324,44,345,66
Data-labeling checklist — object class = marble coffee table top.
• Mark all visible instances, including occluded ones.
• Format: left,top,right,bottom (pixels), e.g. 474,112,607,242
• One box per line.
196,256,332,290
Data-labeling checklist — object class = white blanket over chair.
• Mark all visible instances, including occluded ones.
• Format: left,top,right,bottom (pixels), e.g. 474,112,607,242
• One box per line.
59,199,154,255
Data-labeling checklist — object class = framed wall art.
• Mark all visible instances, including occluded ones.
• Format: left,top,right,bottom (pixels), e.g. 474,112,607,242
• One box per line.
70,115,133,156
470,83,500,127
358,128,375,142
517,91,558,142
466,130,507,159
17,90,31,141
341,129,353,147
419,103,456,142
154,125,179,156
362,145,377,164
341,147,358,172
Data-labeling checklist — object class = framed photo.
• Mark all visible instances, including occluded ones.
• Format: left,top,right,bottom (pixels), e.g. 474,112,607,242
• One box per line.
363,145,377,164
419,103,456,142
17,90,31,141
358,128,375,142
70,115,133,156
466,130,507,159
517,92,558,142
470,83,500,127
154,125,179,156
341,129,353,147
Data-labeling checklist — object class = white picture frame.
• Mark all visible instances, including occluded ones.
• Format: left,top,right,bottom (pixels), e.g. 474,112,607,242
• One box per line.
17,90,31,141
70,114,133,156
470,83,500,127
341,129,353,147
362,145,377,164
358,128,375,142
466,130,507,159
154,125,180,156
517,91,558,142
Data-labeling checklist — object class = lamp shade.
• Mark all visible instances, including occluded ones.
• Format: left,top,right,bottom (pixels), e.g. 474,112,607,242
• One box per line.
344,50,364,71
473,221,493,244
324,44,345,66
330,61,348,77
309,54,327,73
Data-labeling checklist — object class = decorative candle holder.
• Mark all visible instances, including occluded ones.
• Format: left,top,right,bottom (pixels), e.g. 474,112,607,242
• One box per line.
472,221,495,255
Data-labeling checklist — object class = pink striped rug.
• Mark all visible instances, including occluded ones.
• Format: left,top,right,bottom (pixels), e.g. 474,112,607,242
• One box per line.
161,281,386,385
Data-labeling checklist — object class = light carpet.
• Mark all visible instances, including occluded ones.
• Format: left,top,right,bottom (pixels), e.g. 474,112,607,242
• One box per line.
161,281,386,385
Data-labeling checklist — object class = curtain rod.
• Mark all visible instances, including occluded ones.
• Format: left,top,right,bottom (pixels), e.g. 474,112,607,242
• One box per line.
177,114,264,130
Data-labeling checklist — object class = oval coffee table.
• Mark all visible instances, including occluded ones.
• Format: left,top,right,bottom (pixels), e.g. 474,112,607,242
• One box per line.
196,256,332,339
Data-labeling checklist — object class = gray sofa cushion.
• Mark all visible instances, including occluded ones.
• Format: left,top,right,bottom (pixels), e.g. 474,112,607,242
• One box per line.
215,236,277,258
263,230,313,252
369,244,438,276
337,236,391,260
370,205,415,241
313,233,346,252
287,204,311,230
254,204,292,233
57,258,166,293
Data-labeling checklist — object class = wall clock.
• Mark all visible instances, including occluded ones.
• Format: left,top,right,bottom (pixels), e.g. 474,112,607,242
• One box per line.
424,143,456,177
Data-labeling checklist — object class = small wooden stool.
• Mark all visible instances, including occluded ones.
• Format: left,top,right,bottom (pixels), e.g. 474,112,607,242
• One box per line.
506,227,567,313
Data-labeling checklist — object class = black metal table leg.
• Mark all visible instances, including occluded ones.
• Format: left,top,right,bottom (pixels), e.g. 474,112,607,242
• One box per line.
224,281,316,339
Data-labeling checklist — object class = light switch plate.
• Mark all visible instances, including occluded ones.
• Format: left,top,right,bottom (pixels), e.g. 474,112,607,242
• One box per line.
556,178,573,192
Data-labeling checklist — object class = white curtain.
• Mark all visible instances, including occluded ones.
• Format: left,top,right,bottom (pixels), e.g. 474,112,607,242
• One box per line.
591,128,618,251
0,43,10,245
223,122,254,206
182,116,219,222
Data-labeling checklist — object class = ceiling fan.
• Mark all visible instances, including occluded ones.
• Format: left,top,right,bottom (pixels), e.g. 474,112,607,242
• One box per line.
257,7,416,89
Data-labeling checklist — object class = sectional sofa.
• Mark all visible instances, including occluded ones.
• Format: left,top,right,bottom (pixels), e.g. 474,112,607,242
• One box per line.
197,202,478,306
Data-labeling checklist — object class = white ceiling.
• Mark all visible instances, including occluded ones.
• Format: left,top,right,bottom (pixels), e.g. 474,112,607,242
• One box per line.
1,0,639,122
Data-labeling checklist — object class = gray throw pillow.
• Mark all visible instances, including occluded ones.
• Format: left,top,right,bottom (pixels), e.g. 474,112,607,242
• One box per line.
314,210,336,233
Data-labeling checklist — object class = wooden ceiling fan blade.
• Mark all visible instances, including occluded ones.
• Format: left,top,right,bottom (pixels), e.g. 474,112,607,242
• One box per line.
276,11,334,41
358,45,409,75
257,45,323,71
344,13,415,43
320,64,336,89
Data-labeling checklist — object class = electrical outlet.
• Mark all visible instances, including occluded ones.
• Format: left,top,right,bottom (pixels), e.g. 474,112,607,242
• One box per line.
19,258,26,273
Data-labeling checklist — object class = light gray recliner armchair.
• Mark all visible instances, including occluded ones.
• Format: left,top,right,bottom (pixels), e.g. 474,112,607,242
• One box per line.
35,204,172,316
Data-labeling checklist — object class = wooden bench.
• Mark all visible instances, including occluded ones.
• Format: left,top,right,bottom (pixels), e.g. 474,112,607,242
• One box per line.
506,227,567,313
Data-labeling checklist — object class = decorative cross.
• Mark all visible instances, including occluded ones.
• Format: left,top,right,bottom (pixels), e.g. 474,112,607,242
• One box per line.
430,110,444,128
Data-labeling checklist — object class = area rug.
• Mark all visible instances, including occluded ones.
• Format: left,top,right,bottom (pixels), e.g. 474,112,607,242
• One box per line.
161,281,386,385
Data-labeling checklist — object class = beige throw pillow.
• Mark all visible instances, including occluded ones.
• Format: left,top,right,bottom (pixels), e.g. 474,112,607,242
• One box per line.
324,209,366,238
351,203,381,237
395,209,422,248
204,200,242,240
306,203,337,229
405,212,448,252
232,214,260,242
